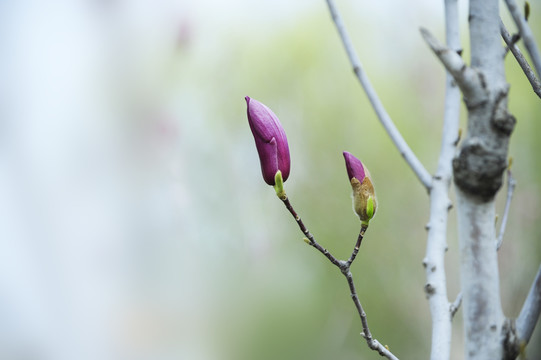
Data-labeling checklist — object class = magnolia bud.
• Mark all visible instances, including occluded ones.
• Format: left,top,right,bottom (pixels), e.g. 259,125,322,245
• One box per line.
246,96,291,186
343,151,377,225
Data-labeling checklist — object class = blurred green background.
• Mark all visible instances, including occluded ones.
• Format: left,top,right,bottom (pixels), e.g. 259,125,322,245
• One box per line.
1,1,540,359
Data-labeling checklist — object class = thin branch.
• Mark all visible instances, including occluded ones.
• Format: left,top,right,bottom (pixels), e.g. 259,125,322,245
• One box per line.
281,197,341,267
504,0,541,79
280,196,400,360
516,264,541,344
500,20,541,98
450,292,463,319
345,271,400,360
346,224,368,266
496,168,516,250
324,0,432,190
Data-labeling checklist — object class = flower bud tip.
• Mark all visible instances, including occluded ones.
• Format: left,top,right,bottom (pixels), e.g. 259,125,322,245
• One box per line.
246,96,291,186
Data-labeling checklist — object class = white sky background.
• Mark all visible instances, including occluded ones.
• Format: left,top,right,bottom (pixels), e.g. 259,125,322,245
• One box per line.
0,1,478,359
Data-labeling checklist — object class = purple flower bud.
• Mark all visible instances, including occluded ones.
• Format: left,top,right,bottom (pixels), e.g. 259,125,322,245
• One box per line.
343,151,377,224
246,96,291,186
343,151,366,183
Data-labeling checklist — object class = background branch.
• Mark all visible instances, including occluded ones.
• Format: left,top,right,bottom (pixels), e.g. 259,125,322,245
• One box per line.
421,2,461,359
504,0,541,79
516,265,541,345
500,20,541,98
324,0,432,190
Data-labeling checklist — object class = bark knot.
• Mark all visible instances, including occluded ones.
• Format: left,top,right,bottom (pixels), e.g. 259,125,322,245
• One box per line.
424,283,436,297
491,90,516,135
453,138,507,201
502,318,520,359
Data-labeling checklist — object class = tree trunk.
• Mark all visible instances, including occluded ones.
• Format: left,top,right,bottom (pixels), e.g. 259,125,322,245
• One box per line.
454,0,516,359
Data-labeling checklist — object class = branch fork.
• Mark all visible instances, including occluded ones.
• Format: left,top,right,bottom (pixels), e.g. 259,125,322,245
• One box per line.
281,196,399,360
420,28,488,106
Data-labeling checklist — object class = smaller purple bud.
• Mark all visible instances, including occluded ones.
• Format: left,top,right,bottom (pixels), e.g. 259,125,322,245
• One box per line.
246,96,291,186
343,151,377,225
343,151,366,183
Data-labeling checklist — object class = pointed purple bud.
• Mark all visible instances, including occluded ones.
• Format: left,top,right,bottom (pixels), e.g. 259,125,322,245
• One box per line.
343,151,377,224
343,151,366,183
246,96,291,186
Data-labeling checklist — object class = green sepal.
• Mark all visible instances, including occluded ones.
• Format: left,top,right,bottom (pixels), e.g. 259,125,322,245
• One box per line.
366,196,375,220
274,171,287,199
359,196,375,227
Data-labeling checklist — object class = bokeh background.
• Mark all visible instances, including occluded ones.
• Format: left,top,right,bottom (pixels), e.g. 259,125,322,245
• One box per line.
1,1,540,359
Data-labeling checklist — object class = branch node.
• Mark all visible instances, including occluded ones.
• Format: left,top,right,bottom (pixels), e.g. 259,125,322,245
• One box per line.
424,283,436,297
502,318,520,359
450,292,463,318
454,128,462,146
